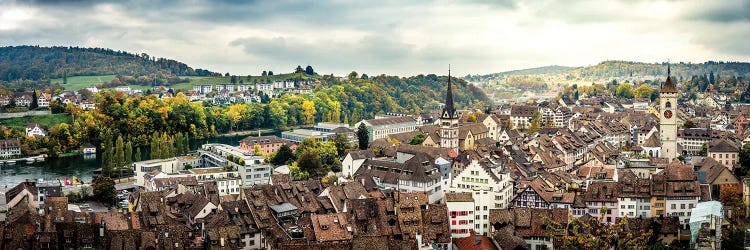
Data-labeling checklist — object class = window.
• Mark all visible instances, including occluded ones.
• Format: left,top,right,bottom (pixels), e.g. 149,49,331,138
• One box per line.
681,204,685,209
671,204,676,209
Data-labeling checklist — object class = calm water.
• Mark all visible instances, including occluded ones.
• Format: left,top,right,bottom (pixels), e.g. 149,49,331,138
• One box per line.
0,134,248,188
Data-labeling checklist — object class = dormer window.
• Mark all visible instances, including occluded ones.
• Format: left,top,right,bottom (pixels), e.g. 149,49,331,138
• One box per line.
321,225,329,230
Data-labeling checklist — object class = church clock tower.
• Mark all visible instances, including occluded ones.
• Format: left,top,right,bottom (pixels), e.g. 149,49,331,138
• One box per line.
440,67,459,151
660,65,679,161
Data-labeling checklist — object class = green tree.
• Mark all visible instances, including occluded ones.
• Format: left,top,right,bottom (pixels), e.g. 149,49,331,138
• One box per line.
125,140,133,165
297,151,327,179
134,147,141,162
332,134,350,157
271,144,295,166
92,175,116,206
357,123,369,150
409,132,425,145
101,135,113,176
115,135,125,170
348,71,359,81
698,142,708,157
30,89,38,109
738,143,750,177
305,65,314,75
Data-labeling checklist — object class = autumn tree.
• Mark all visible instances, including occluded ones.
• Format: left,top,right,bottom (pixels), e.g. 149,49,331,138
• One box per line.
633,84,653,99
527,110,541,134
92,175,116,206
302,100,316,125
357,123,369,150
615,82,634,98
720,185,742,217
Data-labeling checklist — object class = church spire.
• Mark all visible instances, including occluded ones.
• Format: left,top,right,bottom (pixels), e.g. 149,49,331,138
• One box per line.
443,65,456,119
661,63,677,93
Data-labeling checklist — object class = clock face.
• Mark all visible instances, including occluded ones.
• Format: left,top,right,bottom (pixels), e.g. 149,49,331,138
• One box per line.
664,110,672,119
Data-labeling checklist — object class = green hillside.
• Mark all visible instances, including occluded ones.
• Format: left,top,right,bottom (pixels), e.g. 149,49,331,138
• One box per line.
0,46,217,82
0,113,72,130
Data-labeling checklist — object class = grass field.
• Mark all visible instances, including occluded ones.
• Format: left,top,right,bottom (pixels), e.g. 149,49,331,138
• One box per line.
50,75,117,91
0,113,72,129
49,73,321,92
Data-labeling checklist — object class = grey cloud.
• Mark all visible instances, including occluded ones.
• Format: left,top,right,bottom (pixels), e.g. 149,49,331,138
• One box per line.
683,0,750,23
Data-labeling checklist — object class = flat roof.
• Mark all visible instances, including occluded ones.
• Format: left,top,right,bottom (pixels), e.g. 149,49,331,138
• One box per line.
270,202,298,213
282,129,331,136
189,167,231,175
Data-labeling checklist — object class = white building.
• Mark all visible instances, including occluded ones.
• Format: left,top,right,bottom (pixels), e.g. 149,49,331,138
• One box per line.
354,151,443,203
200,143,272,186
189,167,242,196
281,129,333,143
132,158,182,187
449,159,514,235
25,123,47,137
355,116,417,142
342,150,374,178
445,192,475,238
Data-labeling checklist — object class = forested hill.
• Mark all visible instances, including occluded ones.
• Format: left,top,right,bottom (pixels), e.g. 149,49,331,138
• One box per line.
464,65,573,81
467,60,750,84
0,46,218,82
315,73,489,121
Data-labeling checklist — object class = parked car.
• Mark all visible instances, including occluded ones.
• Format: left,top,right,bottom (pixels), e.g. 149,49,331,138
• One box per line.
79,204,90,209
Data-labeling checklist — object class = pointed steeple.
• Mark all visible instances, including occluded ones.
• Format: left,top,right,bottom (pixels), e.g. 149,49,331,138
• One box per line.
443,65,456,119
661,63,677,93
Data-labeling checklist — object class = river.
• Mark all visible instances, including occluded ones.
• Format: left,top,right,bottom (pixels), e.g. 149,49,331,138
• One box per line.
0,134,250,189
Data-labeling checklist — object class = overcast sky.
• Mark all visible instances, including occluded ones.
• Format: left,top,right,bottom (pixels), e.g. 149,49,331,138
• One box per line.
1,0,749,76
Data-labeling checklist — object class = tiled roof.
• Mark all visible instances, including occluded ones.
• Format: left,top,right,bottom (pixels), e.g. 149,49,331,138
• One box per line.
365,116,416,127
311,212,353,242
454,231,498,250
708,138,739,152
445,192,474,202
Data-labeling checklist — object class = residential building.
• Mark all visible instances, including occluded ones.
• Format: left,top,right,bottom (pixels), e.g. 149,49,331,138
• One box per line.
617,170,652,218
446,192,475,238
510,105,538,130
0,138,22,158
132,158,183,187
354,151,443,203
342,150,375,178
582,182,619,224
450,158,513,234
707,138,739,170
239,135,292,155
25,123,47,137
200,143,271,186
